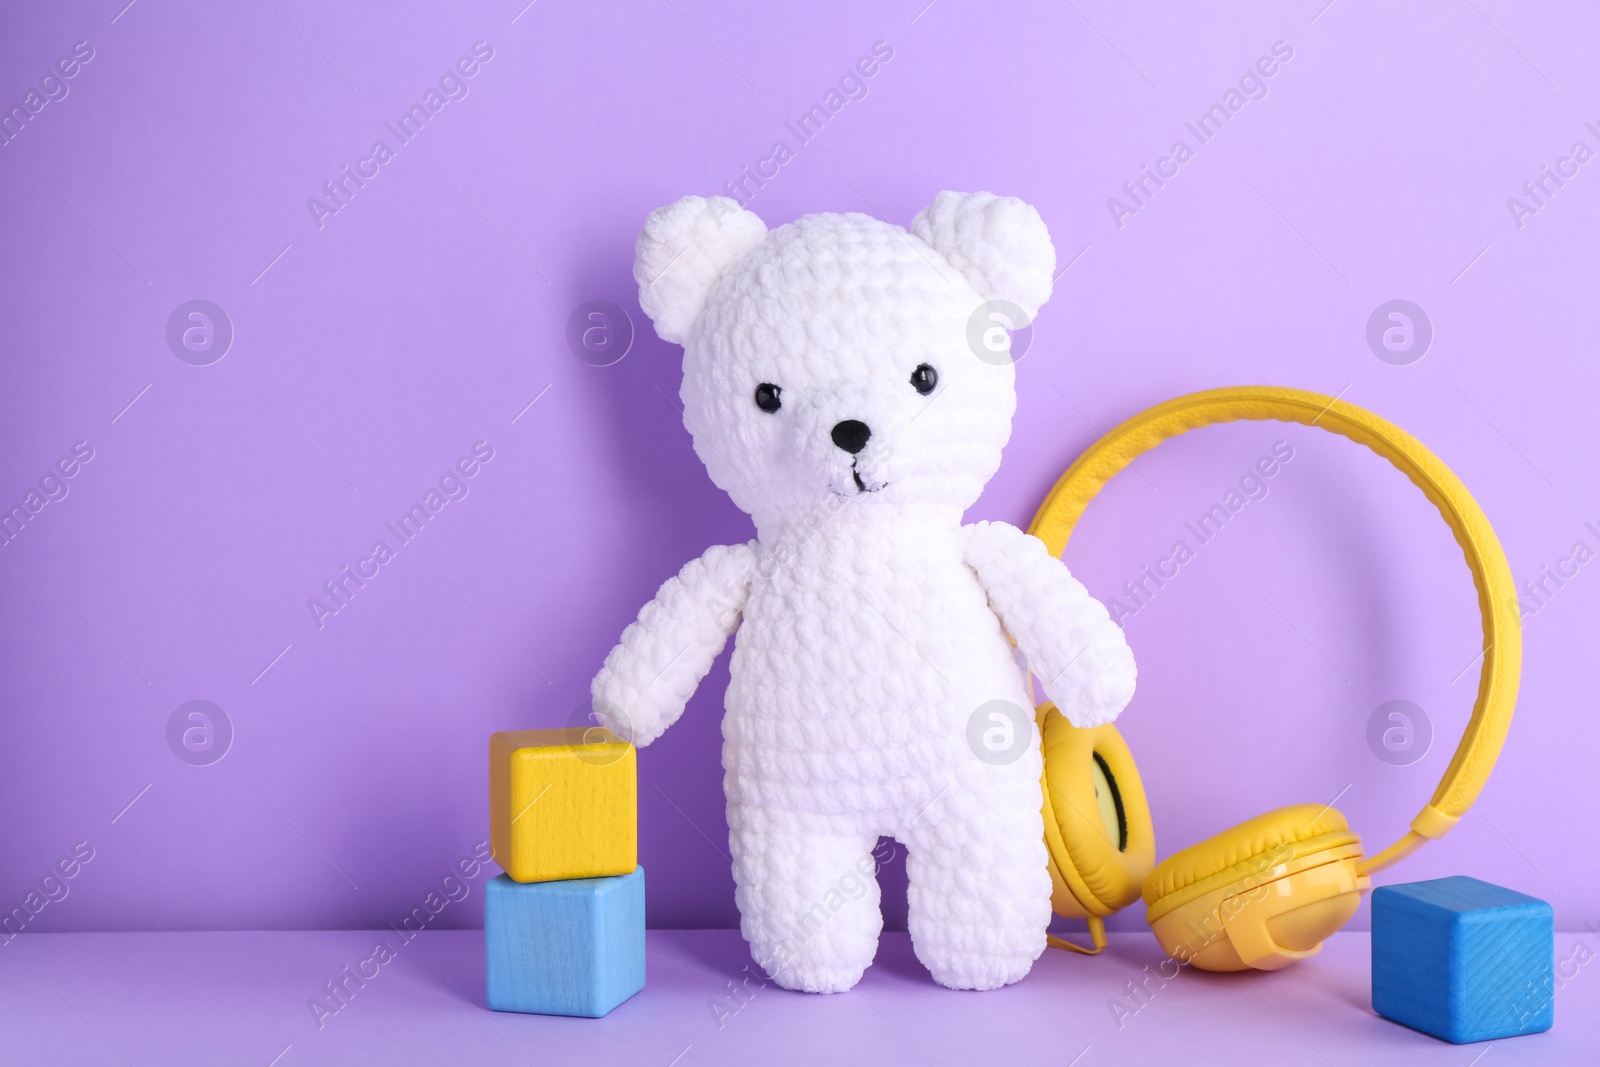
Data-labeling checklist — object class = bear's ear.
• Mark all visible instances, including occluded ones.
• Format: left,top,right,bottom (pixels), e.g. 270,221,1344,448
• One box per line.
911,191,1056,318
633,196,767,345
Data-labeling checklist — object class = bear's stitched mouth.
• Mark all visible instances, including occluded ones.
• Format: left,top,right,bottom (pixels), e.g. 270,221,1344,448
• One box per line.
843,461,886,495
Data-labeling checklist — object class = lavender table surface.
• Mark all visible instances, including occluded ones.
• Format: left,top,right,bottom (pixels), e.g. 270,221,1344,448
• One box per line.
2,930,1590,1065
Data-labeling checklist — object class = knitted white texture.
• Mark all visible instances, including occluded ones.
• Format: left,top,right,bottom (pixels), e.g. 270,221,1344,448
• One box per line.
593,192,1136,993
593,542,759,747
911,191,1056,318
964,521,1137,727
635,196,767,345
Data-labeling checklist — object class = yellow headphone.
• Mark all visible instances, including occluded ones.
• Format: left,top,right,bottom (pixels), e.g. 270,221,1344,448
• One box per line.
1028,386,1521,971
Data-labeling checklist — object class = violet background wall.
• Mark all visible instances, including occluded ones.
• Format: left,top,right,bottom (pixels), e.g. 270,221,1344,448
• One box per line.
2,0,1595,936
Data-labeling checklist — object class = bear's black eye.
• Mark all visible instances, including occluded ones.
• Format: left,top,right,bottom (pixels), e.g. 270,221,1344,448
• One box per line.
910,364,938,396
754,382,782,413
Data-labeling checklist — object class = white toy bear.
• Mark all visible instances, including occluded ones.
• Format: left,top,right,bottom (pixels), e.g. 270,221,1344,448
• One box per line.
592,191,1136,993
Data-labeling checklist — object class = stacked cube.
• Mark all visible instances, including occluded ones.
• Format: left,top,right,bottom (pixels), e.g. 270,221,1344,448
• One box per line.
485,727,644,1018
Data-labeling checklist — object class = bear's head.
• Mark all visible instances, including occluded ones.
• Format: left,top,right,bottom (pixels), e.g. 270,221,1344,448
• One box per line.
633,192,1056,534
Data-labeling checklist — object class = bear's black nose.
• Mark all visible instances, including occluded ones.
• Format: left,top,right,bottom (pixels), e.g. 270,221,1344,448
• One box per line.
831,420,871,455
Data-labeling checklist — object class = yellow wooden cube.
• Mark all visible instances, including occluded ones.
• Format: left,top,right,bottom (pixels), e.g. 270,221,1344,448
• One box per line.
489,728,637,883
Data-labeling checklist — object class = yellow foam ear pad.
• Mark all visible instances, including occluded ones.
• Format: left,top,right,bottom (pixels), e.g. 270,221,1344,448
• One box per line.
1038,703,1154,921
1143,805,1370,971
1143,804,1356,915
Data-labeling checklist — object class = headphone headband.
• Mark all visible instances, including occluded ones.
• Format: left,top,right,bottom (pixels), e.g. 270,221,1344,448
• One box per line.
1028,386,1520,874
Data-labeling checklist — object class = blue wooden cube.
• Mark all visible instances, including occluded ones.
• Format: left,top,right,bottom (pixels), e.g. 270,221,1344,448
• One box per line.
485,866,645,1018
1372,875,1553,1043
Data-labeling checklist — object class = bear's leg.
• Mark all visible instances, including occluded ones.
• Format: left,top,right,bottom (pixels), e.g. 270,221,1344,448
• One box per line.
901,778,1051,990
729,825,883,993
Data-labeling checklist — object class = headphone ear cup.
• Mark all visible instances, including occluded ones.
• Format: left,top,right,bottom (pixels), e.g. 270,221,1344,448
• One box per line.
1142,805,1371,971
1038,704,1155,921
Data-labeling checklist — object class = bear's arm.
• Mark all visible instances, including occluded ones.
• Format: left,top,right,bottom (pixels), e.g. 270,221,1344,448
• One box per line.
590,541,760,747
962,520,1136,728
